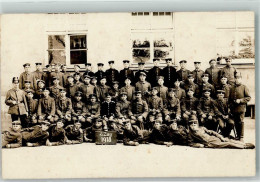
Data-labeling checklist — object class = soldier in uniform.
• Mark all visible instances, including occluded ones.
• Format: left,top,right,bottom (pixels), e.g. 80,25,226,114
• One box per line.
229,72,251,141
162,58,177,88
45,64,53,87
105,60,119,87
164,89,181,125
150,121,171,146
46,119,66,146
73,65,83,81
5,77,28,128
19,63,34,89
128,91,148,130
71,91,87,127
183,74,200,98
74,72,83,89
176,60,190,87
109,81,120,102
115,92,131,120
120,77,135,101
23,80,35,95
173,80,186,101
65,75,79,101
2,120,22,148
200,73,215,97
148,58,162,87
65,121,84,144
146,87,164,129
95,63,106,85
192,61,204,86
119,60,135,87
50,64,64,87
217,75,231,99
37,88,57,123
197,88,217,131
95,77,111,102
84,118,103,142
123,121,143,146
85,94,100,127
181,87,198,126
21,121,50,147
156,76,168,103
49,77,64,103
220,58,237,86
135,72,151,99
61,64,71,87
83,63,94,78
81,75,95,102
56,89,72,125
35,80,45,99
188,116,255,149
100,93,116,131
25,91,38,126
134,62,148,84
205,59,221,87
213,90,235,138
32,62,47,89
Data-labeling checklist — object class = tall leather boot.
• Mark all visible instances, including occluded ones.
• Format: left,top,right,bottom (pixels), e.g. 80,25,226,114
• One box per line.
240,122,245,142
235,122,241,140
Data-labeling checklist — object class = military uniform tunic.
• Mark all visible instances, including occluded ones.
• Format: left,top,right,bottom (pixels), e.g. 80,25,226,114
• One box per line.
192,69,204,86
65,125,83,144
162,66,177,88
19,72,34,89
2,128,22,148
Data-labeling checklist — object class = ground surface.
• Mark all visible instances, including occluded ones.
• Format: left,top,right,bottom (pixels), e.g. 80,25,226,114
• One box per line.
1,118,256,179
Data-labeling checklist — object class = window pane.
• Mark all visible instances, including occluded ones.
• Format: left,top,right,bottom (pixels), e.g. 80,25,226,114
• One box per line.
154,33,173,47
70,35,87,49
48,35,65,49
237,31,255,59
132,49,150,63
153,12,158,16
132,33,150,48
144,12,149,16
70,50,87,64
48,50,66,65
154,48,171,59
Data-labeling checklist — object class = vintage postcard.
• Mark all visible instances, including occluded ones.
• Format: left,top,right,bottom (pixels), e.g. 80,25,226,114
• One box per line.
1,12,255,179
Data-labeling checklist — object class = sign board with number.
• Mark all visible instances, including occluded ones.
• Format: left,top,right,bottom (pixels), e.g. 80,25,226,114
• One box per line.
95,131,117,145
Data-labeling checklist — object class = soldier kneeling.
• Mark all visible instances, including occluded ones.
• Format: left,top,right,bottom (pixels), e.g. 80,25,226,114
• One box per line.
22,120,50,147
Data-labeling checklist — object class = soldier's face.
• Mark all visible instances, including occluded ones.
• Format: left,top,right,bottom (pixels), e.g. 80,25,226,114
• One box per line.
56,122,64,129
210,61,216,67
41,124,49,131
139,65,144,70
136,93,142,99
168,92,175,98
158,79,164,85
43,90,49,97
217,94,224,100
125,79,131,85
194,63,200,69
74,123,81,129
125,122,132,130
92,79,97,85
188,78,194,83
121,95,127,101
202,77,208,83
187,91,194,97
90,97,96,103
25,83,31,88
75,75,80,81
226,60,232,66
27,93,34,99
189,123,199,131
180,63,186,69
12,124,21,131
106,96,112,102
154,61,159,66
174,81,180,87
171,122,178,130
36,65,42,70
154,122,161,130
95,121,102,128
123,63,129,68
109,63,114,68
13,83,19,89
68,78,74,84
24,66,30,72
74,66,80,72
140,75,146,81
204,92,210,98
113,84,119,89
86,65,91,70
76,96,82,101
221,78,227,84
98,66,103,70
53,79,59,85
60,92,66,97
236,77,242,84
152,90,158,95
84,78,90,84
100,79,106,85
166,61,172,66
38,82,45,88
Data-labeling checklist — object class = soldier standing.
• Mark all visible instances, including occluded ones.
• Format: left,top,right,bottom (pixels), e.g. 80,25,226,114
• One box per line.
95,77,111,102
65,75,79,101
61,64,71,87
220,58,237,86
200,74,215,97
183,74,200,98
135,72,151,99
33,62,47,89
19,63,34,89
205,59,221,87
229,72,251,141
162,58,177,88
148,58,162,87
5,77,28,128
50,64,64,87
105,60,119,87
81,75,95,102
119,60,135,87
173,80,186,101
134,62,148,84
49,77,64,103
176,60,190,87
156,76,168,103
120,77,135,101
85,94,100,128
25,91,38,126
95,63,106,85
83,63,94,78
217,75,231,99
192,61,204,86
35,80,45,99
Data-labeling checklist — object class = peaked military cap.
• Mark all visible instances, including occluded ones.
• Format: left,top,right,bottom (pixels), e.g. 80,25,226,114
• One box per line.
12,77,19,84
23,63,30,67
108,60,115,64
179,60,187,64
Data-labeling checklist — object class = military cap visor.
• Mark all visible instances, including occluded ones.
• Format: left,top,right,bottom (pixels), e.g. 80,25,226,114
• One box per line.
84,75,91,79
194,61,201,64
97,63,104,66
134,91,142,95
138,62,145,65
209,59,216,63
188,74,194,78
52,77,59,81
59,88,66,92
168,88,176,93
85,63,91,66
12,120,21,125
120,92,127,96
108,61,115,64
179,60,187,64
113,81,119,85
158,76,164,80
123,60,130,63
24,80,31,84
139,72,147,76
23,63,30,67
165,58,172,62
202,74,209,78
12,77,19,83
35,63,42,65
153,58,160,62
217,90,225,94
91,76,97,80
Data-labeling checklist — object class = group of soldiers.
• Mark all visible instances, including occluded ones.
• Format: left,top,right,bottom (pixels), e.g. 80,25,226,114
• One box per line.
2,58,255,149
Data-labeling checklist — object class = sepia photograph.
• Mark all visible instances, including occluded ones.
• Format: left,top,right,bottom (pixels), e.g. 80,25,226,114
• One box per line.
0,11,256,179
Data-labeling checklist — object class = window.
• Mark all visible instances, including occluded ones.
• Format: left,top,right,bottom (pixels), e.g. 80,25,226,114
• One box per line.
47,34,87,66
131,12,174,63
216,12,254,63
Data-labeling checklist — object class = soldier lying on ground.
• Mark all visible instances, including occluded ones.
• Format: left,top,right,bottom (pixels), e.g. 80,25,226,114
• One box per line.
84,118,103,142
150,120,172,146
21,120,50,147
2,120,22,148
65,121,83,145
46,119,66,146
188,115,255,149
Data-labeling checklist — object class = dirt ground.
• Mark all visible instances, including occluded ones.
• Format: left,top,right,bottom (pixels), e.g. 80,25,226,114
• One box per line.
1,118,256,179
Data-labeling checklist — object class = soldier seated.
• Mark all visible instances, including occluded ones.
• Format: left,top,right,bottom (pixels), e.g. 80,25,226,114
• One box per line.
22,120,50,147
23,80,35,95
84,118,103,142
65,121,83,145
156,76,168,104
213,90,235,138
71,91,87,128
46,119,66,146
86,94,100,128
120,77,135,101
109,81,120,102
101,94,116,131
2,120,22,148
164,88,181,125
129,91,148,130
25,91,38,127
35,80,45,100
198,88,217,131
56,89,72,126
